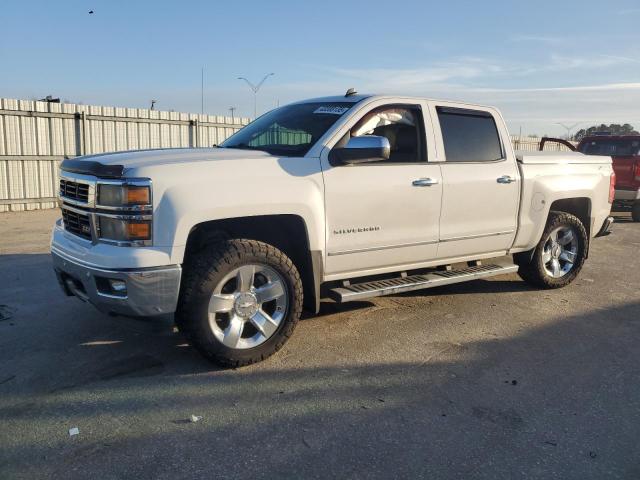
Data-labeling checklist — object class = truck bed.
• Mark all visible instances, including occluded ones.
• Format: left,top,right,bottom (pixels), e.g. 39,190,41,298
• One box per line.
516,151,612,165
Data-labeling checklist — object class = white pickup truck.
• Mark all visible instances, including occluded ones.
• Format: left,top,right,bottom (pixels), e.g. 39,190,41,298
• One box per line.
51,92,615,366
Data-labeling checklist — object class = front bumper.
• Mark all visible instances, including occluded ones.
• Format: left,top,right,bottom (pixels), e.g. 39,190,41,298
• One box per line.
52,248,182,317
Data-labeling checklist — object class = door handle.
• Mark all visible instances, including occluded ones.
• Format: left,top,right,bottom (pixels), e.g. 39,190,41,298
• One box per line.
412,178,439,187
497,175,516,184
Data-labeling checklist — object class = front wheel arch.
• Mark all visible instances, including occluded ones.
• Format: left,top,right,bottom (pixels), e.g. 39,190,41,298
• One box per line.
182,214,320,313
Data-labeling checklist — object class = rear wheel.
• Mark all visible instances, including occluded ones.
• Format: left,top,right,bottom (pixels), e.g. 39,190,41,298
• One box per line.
516,211,588,289
176,239,303,367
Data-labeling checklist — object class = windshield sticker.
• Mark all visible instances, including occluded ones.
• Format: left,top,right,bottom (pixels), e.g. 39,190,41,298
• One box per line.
314,106,350,115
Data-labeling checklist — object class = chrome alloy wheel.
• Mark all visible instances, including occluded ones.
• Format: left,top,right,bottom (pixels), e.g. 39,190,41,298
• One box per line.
542,226,578,278
208,264,288,349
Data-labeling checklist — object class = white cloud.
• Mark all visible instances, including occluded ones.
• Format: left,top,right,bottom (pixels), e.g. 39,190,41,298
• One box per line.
296,55,640,136
23,53,636,137
617,8,640,14
471,82,640,94
597,54,640,65
511,34,566,45
313,53,638,92
321,57,504,89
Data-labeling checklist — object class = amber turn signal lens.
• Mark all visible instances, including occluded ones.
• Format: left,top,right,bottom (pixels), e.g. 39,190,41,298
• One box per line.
126,222,151,239
126,186,150,205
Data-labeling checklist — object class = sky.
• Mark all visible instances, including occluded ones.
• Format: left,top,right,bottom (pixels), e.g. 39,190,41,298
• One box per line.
1,0,639,136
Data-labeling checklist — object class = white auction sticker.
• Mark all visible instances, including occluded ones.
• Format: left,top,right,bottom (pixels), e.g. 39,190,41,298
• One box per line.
313,106,350,115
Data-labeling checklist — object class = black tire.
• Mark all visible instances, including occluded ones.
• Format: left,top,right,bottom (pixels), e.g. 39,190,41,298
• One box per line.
632,202,640,222
515,211,588,289
176,239,303,367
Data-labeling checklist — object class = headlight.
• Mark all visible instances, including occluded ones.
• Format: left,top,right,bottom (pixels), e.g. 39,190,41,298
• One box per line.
98,184,151,208
94,179,152,246
98,216,152,243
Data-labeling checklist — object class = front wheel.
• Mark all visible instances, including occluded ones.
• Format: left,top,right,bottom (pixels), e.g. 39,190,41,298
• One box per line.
176,239,303,367
516,211,588,289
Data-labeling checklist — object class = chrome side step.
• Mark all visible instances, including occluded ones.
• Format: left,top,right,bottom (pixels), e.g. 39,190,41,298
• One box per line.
329,263,519,303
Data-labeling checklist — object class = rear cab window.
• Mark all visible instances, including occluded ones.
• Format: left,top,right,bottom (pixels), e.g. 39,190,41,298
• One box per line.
436,107,504,162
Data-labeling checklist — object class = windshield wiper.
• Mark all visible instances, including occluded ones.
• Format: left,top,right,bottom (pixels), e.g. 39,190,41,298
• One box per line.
219,143,306,157
220,143,269,152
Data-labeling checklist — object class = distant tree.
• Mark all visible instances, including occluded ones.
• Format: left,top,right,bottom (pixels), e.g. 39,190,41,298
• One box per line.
573,123,639,141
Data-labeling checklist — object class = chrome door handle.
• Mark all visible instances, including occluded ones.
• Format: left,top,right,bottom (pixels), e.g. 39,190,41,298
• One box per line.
412,178,439,187
497,175,516,184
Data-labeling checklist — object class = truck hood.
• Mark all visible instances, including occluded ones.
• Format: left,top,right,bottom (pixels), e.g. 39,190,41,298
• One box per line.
61,147,274,177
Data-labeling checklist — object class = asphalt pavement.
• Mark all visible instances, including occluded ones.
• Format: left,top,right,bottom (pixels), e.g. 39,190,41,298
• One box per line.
0,209,639,479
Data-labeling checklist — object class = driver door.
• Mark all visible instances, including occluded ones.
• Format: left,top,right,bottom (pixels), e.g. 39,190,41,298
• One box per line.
321,100,443,278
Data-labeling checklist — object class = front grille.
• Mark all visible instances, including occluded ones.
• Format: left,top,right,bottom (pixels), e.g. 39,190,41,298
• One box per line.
62,208,92,240
59,179,90,203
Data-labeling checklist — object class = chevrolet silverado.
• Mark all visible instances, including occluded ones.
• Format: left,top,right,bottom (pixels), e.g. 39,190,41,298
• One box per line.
51,92,615,366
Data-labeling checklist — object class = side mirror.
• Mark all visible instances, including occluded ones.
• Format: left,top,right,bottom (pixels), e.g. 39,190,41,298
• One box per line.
330,135,390,164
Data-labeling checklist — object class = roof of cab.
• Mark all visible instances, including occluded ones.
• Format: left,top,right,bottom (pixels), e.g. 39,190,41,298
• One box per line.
291,94,373,104
290,93,497,111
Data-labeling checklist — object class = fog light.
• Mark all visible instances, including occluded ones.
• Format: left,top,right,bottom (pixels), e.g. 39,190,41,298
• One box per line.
109,280,127,293
95,277,128,298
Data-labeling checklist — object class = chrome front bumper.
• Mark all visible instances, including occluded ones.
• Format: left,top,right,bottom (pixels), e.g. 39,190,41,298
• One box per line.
52,249,182,317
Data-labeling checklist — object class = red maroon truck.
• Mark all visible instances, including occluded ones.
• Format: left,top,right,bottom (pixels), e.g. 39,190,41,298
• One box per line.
577,135,640,222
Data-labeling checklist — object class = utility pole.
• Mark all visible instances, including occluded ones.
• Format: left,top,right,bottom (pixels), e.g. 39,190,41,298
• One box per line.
237,73,274,118
201,67,204,114
229,107,236,121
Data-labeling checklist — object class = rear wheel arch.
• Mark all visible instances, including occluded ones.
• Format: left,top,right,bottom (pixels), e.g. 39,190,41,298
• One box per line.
516,210,588,289
515,197,592,265
548,197,592,237
183,215,320,313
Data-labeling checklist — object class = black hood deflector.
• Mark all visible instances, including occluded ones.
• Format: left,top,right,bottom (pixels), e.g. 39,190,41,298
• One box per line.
60,159,125,178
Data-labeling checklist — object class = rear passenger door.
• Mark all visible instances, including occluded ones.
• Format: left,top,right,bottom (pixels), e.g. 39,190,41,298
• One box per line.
431,104,520,259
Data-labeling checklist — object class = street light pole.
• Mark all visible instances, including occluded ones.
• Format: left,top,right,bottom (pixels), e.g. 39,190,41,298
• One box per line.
555,122,581,140
237,73,274,119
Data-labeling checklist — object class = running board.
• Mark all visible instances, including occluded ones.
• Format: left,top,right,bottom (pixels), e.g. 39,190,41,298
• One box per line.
329,263,519,303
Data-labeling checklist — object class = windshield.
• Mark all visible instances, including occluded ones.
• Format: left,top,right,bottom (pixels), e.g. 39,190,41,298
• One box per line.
220,102,354,156
578,138,640,156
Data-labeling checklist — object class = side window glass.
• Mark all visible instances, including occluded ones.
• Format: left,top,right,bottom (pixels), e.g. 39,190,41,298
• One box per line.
351,106,424,163
437,107,503,162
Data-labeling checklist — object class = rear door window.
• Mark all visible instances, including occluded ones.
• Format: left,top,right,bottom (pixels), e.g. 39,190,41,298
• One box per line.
437,107,503,162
